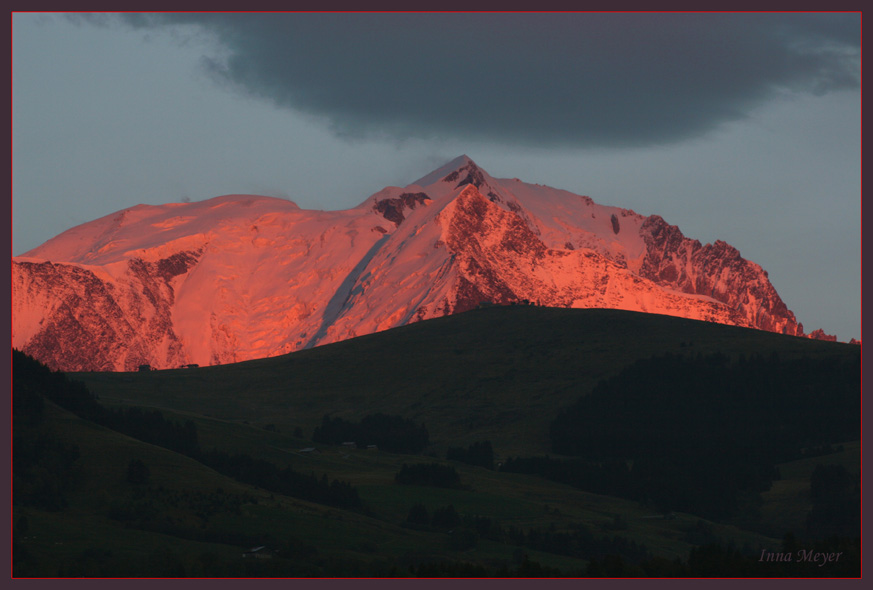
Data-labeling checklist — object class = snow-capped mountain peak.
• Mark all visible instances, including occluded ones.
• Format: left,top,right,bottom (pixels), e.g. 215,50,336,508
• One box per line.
13,156,829,372
410,154,478,187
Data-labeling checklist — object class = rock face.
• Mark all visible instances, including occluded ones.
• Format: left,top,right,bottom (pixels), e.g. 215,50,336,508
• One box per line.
637,216,802,337
373,192,431,227
13,155,824,372
808,329,838,342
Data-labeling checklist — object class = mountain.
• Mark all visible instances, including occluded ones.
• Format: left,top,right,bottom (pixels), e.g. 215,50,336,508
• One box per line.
13,156,823,372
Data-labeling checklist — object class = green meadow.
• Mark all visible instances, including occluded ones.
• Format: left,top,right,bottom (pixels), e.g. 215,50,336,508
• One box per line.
14,307,861,577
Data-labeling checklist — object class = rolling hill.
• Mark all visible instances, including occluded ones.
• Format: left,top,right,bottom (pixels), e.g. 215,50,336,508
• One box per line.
14,306,860,577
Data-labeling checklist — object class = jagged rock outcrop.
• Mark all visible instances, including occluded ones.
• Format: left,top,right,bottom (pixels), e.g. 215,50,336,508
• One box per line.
373,192,431,227
808,329,838,342
12,252,198,371
638,216,802,336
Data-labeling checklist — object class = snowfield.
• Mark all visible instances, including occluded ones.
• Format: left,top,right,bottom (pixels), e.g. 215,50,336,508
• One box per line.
13,155,814,372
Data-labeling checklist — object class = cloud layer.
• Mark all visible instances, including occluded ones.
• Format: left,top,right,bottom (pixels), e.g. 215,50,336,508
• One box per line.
85,13,860,148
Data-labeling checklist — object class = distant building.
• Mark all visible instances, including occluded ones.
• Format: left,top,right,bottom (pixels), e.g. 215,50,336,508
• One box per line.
137,364,152,372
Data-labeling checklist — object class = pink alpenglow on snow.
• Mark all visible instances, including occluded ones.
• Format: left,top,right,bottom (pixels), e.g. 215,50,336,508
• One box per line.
12,156,827,372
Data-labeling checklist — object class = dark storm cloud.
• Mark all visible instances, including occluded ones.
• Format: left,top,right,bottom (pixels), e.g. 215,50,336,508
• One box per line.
86,13,859,148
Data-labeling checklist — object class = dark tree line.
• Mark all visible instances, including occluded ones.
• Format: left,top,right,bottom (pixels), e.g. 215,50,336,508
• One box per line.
405,502,650,564
467,517,648,564
395,463,462,488
504,523,649,564
13,350,199,456
546,351,860,520
108,485,255,527
313,413,429,453
405,503,461,530
12,350,365,513
552,352,859,460
806,464,860,538
13,350,82,510
446,441,494,470
198,449,363,510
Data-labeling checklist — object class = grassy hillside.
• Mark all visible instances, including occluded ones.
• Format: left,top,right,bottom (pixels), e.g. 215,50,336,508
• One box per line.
75,307,857,457
14,395,797,577
15,307,860,577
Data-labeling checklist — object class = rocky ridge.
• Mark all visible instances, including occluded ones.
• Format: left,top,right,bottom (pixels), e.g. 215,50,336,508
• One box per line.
13,156,831,372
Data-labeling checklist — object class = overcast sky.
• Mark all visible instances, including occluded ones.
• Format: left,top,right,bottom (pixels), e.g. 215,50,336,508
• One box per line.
12,12,861,341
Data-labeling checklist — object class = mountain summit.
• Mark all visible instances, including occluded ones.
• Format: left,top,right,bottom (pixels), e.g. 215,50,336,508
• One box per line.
13,156,824,372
